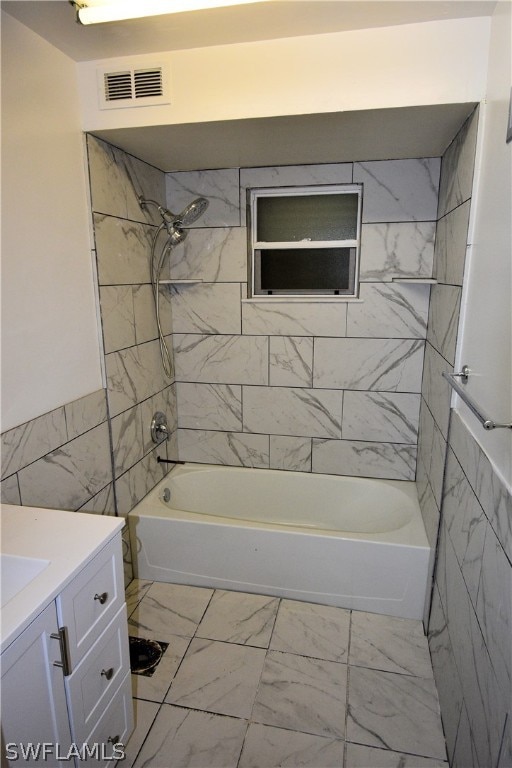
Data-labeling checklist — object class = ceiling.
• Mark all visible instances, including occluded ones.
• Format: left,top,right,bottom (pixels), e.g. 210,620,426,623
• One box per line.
1,1,491,171
1,0,496,61
90,104,477,171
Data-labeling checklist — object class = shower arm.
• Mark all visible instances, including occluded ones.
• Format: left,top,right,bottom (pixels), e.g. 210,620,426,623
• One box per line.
138,196,174,220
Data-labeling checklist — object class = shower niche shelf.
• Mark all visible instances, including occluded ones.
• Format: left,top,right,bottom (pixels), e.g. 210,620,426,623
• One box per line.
159,279,203,285
391,277,437,284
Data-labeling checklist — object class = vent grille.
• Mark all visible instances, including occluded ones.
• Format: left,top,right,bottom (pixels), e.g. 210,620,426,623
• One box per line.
98,61,170,109
134,68,163,99
104,71,132,101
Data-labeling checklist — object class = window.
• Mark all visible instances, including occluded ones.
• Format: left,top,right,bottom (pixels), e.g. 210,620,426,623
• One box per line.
248,184,362,299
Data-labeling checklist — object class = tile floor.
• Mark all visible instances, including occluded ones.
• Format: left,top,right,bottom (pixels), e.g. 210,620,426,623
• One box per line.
122,580,448,768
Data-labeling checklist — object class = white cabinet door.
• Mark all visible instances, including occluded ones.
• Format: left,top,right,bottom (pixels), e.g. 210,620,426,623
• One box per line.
1,602,72,767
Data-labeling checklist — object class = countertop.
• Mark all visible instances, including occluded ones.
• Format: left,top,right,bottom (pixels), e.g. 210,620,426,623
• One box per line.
1,504,124,653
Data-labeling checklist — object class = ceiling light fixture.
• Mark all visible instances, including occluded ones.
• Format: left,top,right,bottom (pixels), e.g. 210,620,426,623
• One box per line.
73,0,271,25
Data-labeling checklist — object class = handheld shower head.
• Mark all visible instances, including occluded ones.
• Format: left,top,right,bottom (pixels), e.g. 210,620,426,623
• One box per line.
140,193,209,380
138,195,209,231
178,197,209,226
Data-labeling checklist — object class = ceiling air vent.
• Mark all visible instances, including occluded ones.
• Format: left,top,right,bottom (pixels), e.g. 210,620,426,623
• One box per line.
98,61,170,110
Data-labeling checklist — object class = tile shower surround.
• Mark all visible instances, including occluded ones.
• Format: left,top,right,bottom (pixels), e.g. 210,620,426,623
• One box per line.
165,155,439,480
417,108,479,553
87,136,179,522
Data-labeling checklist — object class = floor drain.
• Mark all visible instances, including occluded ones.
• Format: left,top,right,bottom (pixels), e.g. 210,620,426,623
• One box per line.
129,637,169,677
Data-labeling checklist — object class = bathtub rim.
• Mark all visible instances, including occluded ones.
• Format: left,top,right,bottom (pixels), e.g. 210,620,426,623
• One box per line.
129,462,430,549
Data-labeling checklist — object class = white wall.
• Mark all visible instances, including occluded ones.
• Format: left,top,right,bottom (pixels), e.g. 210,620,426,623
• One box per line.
78,17,489,131
456,1,512,489
1,12,103,432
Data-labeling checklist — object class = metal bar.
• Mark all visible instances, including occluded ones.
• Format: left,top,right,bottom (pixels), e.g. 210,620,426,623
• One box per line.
442,371,512,430
51,627,72,676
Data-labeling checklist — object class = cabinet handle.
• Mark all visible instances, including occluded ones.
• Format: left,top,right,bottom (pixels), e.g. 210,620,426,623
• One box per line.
107,736,120,745
101,667,114,681
50,627,72,677
94,591,108,605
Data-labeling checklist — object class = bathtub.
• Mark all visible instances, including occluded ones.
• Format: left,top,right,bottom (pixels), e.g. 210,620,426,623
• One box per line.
128,463,432,620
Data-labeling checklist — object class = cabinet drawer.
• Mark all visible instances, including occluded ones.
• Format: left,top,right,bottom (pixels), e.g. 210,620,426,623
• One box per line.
66,604,129,743
83,672,134,767
57,535,123,668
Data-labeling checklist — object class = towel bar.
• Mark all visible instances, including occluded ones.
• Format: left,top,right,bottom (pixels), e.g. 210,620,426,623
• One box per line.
442,368,512,430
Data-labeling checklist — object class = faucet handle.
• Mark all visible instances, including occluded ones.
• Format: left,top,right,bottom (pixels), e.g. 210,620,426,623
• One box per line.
150,411,169,444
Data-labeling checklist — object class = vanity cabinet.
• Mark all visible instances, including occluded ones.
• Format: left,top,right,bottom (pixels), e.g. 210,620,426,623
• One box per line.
1,534,133,767
1,601,73,767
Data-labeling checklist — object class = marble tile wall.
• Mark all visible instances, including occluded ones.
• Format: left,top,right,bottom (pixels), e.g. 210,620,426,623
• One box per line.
0,387,136,587
428,411,511,768
166,157,440,480
416,108,479,571
414,104,512,767
1,389,114,514
87,135,177,526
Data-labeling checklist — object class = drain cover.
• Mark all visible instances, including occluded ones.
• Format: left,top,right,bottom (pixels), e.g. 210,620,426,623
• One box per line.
129,637,169,677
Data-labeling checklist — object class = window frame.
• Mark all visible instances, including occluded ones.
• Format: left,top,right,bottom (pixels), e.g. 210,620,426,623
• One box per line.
248,183,362,300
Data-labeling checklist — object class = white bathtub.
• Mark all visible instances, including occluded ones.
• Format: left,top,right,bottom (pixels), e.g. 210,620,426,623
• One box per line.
128,463,432,620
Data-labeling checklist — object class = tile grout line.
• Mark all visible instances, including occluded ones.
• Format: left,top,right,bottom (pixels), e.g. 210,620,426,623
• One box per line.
124,582,214,768
125,583,447,766
344,609,354,767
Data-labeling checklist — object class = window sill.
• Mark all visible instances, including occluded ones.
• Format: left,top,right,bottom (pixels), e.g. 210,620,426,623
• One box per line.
242,297,364,304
